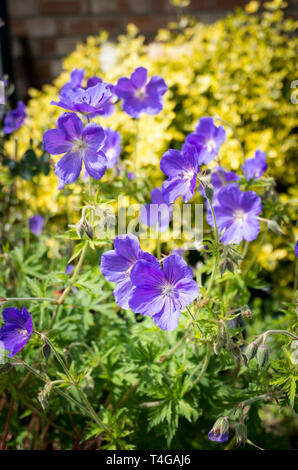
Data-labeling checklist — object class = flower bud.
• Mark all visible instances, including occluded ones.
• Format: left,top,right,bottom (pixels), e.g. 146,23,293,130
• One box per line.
267,220,284,236
235,422,247,445
76,218,86,239
42,343,51,362
214,416,229,435
256,344,269,367
84,223,94,240
205,184,214,201
38,382,52,410
245,341,259,361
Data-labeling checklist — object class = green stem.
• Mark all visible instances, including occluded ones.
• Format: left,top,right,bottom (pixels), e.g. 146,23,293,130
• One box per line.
1,297,56,303
56,243,88,307
156,231,161,259
204,199,219,303
261,330,298,341
38,334,111,435
134,118,139,175
184,343,211,394
243,227,269,275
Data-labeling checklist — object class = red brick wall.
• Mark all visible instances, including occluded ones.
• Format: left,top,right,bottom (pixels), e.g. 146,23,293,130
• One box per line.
7,0,298,98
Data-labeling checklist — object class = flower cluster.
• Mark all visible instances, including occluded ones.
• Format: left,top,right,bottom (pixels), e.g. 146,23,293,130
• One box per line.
43,67,167,189
159,116,265,245
100,234,199,331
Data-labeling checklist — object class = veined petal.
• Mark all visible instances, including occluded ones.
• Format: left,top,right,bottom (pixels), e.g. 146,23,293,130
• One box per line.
82,123,106,151
55,151,82,184
100,250,132,282
129,286,164,317
113,277,134,310
83,150,107,180
57,112,84,139
43,129,73,155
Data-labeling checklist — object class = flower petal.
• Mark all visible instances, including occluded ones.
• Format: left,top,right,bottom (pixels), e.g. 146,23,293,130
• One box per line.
83,150,107,180
82,123,106,151
57,112,84,140
43,129,73,155
55,151,82,184
100,250,132,282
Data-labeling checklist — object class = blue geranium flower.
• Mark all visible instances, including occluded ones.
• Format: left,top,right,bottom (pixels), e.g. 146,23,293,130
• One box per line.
242,150,267,181
3,101,26,134
51,69,114,117
208,429,229,443
43,112,107,186
128,255,200,331
185,116,226,165
100,234,157,309
140,187,172,232
0,307,33,357
160,143,199,203
115,67,167,119
212,183,262,244
29,215,44,236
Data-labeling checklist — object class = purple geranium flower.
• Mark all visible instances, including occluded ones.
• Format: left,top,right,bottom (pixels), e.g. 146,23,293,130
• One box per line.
115,67,167,119
185,116,226,165
29,215,44,236
101,127,121,169
51,69,113,117
161,144,199,203
129,254,200,331
140,187,172,232
200,167,240,226
295,240,298,258
242,150,267,181
0,307,33,357
100,234,158,309
213,184,262,244
208,430,229,443
3,101,26,134
127,172,136,180
65,264,74,274
43,112,107,186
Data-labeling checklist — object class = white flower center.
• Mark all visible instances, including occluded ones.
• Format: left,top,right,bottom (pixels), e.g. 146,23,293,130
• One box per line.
206,139,216,152
179,170,193,180
134,87,147,99
161,282,175,297
234,209,246,223
72,138,88,154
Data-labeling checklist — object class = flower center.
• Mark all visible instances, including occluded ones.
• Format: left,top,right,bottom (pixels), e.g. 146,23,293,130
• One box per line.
134,87,147,99
234,209,246,222
179,170,193,180
206,139,216,152
72,138,88,154
161,282,175,297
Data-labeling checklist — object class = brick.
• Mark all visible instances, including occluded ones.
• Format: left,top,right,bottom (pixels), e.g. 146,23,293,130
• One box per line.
128,0,151,13
39,0,88,15
124,14,174,33
10,19,27,36
89,0,118,13
66,17,123,34
8,0,38,17
25,18,57,37
214,0,247,8
190,0,211,9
